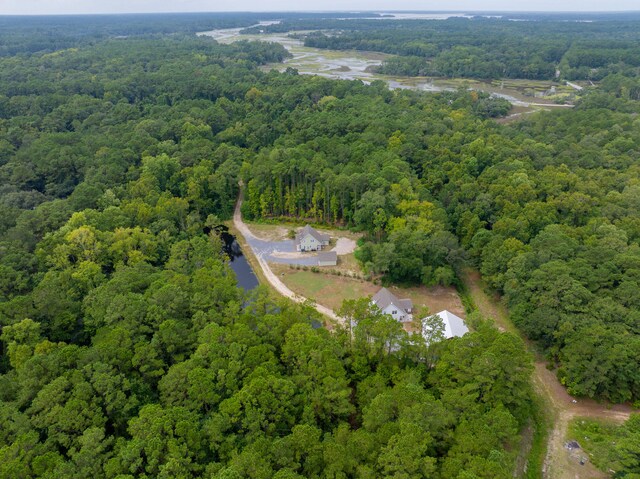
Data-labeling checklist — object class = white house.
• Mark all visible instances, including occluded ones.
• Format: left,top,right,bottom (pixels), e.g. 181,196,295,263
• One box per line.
295,225,330,252
371,287,413,322
424,310,469,342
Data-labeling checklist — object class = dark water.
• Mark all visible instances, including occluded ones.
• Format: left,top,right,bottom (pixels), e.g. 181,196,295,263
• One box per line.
214,225,259,291
212,226,321,329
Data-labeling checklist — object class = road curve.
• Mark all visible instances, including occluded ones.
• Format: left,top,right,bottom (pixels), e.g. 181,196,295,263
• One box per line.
461,269,633,479
236,188,632,477
233,187,344,325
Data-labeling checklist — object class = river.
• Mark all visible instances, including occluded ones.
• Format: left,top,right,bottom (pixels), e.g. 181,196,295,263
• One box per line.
198,21,575,108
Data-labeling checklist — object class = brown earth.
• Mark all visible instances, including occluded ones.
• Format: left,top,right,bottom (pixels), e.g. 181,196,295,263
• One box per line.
461,269,633,479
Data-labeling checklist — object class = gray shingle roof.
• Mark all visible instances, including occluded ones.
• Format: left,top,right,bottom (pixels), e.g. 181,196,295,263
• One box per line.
398,299,413,313
317,251,337,263
294,225,330,247
371,287,413,314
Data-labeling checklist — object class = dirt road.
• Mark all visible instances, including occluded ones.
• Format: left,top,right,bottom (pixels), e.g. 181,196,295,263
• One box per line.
461,269,633,479
233,183,631,477
233,188,343,325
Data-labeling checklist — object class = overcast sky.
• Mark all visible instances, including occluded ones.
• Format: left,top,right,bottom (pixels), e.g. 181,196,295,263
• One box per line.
1,0,639,15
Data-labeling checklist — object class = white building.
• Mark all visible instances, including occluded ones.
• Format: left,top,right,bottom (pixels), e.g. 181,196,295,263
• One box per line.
424,310,469,341
295,225,330,252
371,287,413,323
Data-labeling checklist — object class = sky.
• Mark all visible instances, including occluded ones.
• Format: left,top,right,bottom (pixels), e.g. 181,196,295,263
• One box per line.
1,0,639,15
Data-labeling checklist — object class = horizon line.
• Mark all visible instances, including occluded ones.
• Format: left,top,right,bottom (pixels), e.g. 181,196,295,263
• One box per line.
2,9,640,17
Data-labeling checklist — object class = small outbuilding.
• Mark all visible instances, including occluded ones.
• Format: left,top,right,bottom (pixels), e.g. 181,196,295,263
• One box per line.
317,251,337,266
295,225,330,252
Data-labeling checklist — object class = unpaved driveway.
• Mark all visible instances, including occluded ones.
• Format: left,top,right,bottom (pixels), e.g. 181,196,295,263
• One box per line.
234,188,343,324
462,269,633,479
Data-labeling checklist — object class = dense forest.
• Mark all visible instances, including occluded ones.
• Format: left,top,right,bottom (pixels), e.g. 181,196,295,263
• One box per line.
245,16,640,81
242,76,640,402
0,12,381,57
0,19,537,478
236,43,640,402
1,12,640,478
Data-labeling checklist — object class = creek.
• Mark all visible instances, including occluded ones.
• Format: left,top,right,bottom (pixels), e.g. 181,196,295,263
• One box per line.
198,21,574,108
215,225,259,292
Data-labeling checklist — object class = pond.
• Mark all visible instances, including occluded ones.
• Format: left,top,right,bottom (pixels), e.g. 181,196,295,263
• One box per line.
215,225,259,292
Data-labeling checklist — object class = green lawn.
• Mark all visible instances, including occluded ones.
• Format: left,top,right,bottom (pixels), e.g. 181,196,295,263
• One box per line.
568,417,621,473
271,264,465,316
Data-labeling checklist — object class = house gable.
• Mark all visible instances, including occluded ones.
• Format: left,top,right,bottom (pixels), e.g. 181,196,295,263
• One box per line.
371,287,413,322
295,225,330,251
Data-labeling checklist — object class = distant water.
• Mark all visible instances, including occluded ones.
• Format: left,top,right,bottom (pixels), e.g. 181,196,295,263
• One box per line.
374,13,475,20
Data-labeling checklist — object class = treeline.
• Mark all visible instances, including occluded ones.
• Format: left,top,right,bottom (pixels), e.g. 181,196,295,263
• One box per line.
242,89,508,286
0,12,383,57
0,13,262,57
242,74,640,402
248,16,640,80
0,31,535,478
456,105,640,402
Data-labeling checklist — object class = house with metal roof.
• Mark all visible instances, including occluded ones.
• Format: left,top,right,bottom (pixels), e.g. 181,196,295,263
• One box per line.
371,287,413,322
295,225,330,252
424,310,469,341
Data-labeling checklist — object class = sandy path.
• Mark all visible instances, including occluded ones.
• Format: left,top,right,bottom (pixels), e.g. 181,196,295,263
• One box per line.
235,189,632,477
462,269,633,479
233,187,343,325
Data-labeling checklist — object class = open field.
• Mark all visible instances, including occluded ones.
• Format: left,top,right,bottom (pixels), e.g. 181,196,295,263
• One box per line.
270,263,465,317
245,220,362,242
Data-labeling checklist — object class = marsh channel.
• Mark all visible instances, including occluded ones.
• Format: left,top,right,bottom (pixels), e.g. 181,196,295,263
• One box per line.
198,19,578,109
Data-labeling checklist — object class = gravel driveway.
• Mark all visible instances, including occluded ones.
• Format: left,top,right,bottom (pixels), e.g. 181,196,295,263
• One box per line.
246,236,320,266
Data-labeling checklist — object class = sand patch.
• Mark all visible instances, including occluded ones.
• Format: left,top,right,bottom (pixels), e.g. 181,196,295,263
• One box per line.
332,238,357,255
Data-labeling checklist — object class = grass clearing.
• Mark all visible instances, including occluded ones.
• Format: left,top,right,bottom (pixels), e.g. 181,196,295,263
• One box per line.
333,252,361,275
245,220,362,242
271,263,465,316
270,265,377,310
460,268,515,333
568,417,622,474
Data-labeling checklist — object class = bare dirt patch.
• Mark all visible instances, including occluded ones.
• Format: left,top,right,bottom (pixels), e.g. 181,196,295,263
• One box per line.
270,251,308,259
461,268,634,479
332,237,357,255
244,222,291,241
387,284,465,318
